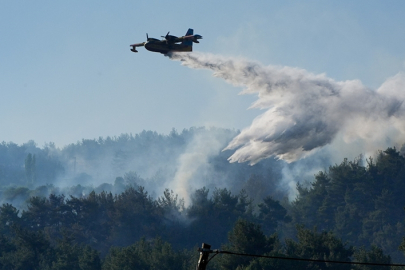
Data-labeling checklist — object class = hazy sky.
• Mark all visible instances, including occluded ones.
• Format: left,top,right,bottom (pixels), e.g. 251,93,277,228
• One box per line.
1,1,405,148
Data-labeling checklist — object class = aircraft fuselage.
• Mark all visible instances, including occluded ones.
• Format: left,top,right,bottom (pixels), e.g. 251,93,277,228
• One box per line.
144,40,192,54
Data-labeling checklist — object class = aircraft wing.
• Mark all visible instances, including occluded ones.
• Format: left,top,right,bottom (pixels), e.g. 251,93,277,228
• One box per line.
130,42,145,53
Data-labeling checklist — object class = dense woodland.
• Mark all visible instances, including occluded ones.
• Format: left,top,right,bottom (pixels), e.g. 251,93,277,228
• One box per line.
1,128,405,269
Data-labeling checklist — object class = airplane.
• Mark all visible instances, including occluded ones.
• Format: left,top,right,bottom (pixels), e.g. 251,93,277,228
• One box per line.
130,28,202,54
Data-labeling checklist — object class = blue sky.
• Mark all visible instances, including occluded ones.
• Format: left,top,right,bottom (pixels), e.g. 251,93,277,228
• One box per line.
1,1,405,147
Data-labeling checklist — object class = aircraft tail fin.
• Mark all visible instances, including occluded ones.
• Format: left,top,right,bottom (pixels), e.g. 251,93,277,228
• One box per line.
181,28,194,47
185,28,193,36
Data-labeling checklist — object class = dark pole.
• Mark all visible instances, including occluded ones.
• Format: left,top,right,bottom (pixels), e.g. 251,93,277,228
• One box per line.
196,243,211,270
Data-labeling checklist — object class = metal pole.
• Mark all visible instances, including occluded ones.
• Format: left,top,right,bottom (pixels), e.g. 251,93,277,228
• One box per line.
196,243,211,270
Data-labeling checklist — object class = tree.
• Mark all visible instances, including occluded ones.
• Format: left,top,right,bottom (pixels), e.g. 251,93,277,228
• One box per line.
218,219,279,270
353,245,391,270
0,203,21,235
102,238,189,270
51,234,101,270
25,153,36,184
257,196,291,235
157,189,184,212
111,186,161,247
285,226,353,270
4,226,53,270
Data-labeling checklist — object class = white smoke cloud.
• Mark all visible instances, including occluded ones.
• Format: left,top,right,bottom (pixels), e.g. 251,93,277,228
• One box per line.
169,52,405,164
169,128,235,206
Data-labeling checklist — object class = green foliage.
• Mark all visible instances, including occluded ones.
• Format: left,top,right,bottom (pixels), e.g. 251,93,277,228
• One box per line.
218,219,280,270
0,225,101,270
102,238,190,270
0,203,20,235
25,153,36,184
285,225,353,270
257,196,291,235
0,142,404,267
186,187,254,249
157,189,185,212
50,234,101,270
353,245,391,270
292,148,405,261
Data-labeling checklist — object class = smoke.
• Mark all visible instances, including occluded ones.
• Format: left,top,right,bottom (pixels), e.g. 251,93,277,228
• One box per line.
168,52,405,165
168,128,234,206
4,51,405,205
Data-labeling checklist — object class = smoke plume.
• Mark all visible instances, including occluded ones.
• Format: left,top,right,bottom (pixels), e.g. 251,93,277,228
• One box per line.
169,52,405,164
169,128,235,206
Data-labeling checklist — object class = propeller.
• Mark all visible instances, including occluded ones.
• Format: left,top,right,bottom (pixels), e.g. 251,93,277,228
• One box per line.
161,31,170,39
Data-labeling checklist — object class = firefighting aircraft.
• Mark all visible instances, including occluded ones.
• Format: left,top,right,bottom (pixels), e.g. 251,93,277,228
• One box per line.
130,28,202,54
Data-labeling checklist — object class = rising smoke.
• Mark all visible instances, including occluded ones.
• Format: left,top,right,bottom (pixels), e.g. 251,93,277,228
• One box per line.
3,52,404,208
168,52,405,165
169,128,237,205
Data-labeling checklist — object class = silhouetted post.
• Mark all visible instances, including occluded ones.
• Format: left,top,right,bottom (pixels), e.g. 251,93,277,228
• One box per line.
196,243,211,270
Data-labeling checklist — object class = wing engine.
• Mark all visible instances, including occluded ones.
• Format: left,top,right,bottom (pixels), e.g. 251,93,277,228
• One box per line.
162,32,180,44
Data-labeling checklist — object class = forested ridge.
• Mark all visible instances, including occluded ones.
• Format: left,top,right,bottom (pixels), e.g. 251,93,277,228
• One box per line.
1,128,405,269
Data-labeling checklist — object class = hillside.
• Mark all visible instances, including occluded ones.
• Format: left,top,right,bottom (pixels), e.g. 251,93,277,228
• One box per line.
0,128,405,268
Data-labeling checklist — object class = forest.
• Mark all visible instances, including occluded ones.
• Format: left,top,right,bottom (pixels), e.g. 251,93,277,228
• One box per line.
0,127,405,269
